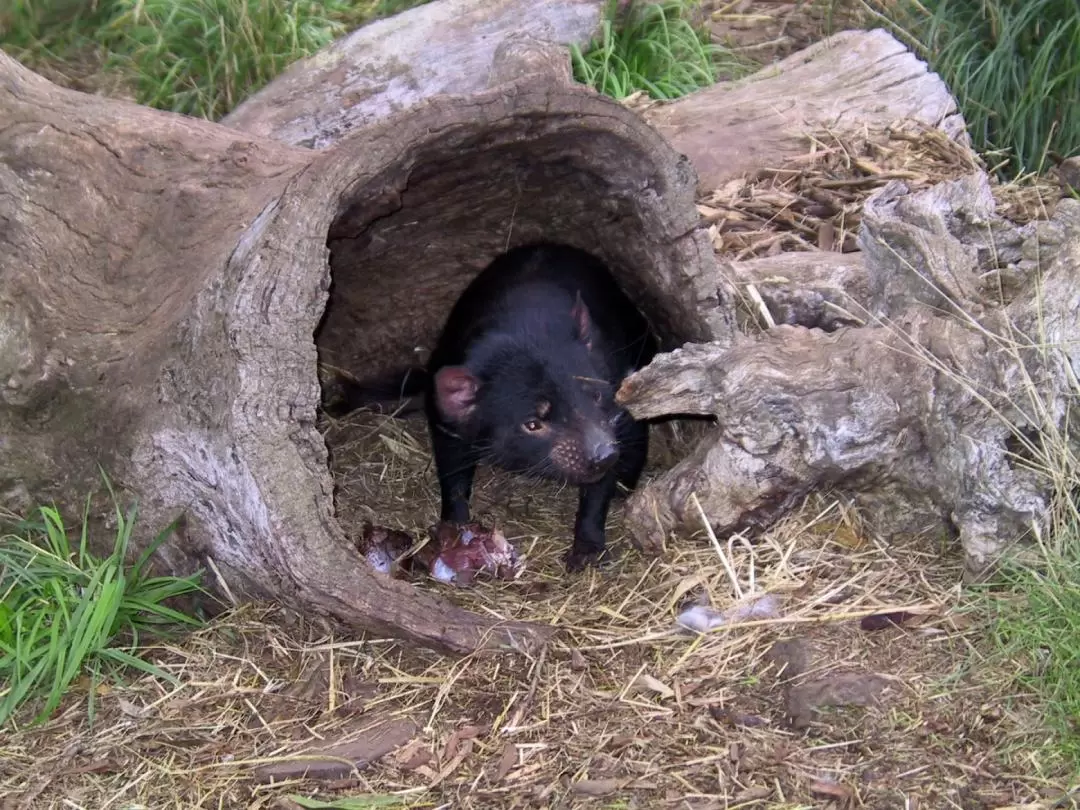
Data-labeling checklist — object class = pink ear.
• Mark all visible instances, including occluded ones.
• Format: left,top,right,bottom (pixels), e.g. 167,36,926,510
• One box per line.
434,366,479,424
571,291,593,349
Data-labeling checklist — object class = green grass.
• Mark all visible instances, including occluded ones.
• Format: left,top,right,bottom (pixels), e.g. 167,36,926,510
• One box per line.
367,0,432,16
877,0,1080,178
974,354,1080,775
0,0,109,51
982,525,1080,774
99,0,363,119
4,0,734,116
1,0,433,120
0,488,204,728
0,0,117,75
571,0,751,100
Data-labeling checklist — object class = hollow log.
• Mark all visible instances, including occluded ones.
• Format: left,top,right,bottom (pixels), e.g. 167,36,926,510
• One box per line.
617,174,1079,576
0,35,720,656
642,28,968,193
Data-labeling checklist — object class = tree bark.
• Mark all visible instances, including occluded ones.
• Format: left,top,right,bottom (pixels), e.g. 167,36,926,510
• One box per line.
220,0,618,148
715,251,870,332
0,32,717,655
643,29,967,193
617,174,1079,576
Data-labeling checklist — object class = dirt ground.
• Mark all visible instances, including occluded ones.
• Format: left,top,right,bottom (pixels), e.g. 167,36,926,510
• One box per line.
1,409,1071,809
2,2,1076,809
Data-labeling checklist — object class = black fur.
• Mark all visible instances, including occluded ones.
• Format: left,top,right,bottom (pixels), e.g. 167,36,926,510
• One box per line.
424,242,657,572
324,365,428,416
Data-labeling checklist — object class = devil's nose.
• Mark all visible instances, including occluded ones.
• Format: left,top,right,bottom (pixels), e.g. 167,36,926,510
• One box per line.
590,442,618,468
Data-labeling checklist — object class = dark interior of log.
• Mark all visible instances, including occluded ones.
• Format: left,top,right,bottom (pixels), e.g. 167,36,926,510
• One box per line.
313,119,710,549
316,125,695,380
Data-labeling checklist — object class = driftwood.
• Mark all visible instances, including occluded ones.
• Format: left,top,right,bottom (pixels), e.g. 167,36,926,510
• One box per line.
618,175,1079,576
717,251,869,332
1,0,1033,659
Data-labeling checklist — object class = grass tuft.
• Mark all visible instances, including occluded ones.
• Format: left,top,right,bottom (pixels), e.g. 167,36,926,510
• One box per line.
874,0,1080,178
571,0,751,100
0,0,116,80
2,0,434,120
98,0,357,120
0,486,204,728
986,526,1080,773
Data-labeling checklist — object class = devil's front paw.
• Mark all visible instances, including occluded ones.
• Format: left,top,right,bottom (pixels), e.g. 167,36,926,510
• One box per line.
564,544,620,573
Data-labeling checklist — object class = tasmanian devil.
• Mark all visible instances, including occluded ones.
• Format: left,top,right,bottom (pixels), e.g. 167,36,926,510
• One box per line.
331,242,658,572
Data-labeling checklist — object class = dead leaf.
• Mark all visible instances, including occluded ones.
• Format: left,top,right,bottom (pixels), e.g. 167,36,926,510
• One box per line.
679,680,705,697
830,521,866,549
253,716,419,783
490,742,516,783
569,648,586,671
428,725,484,787
944,611,977,631
117,698,153,719
860,611,917,631
811,778,853,801
787,671,891,729
441,724,484,764
604,733,638,751
571,778,629,797
69,759,116,776
390,739,435,771
765,637,811,681
709,706,767,728
818,221,835,251
734,786,773,802
633,673,675,700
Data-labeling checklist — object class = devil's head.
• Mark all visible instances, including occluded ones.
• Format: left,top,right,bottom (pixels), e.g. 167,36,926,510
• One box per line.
432,292,624,485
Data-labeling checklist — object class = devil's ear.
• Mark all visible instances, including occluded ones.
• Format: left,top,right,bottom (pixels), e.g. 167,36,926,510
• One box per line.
571,291,593,350
434,366,479,424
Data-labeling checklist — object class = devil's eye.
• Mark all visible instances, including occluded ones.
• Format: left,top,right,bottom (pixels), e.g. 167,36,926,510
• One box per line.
593,390,604,404
523,419,544,432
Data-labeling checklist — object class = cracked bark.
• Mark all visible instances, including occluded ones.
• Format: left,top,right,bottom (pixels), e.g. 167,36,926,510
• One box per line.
618,175,1079,576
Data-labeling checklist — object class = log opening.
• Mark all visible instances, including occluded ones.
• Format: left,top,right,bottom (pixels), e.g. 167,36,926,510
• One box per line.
310,71,733,579
316,103,723,383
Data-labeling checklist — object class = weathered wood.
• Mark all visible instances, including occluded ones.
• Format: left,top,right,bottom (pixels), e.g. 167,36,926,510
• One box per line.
221,0,614,148
0,35,718,653
5,0,1047,645
644,29,967,193
618,174,1079,576
717,251,870,331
